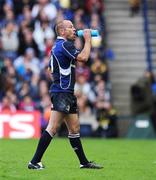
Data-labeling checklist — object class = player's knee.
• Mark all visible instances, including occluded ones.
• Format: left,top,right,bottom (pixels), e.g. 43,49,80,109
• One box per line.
76,125,80,133
69,124,80,134
51,127,60,136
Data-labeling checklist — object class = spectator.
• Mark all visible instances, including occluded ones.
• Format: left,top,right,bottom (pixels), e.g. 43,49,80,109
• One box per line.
85,0,104,15
31,0,57,21
0,0,5,20
14,48,40,80
17,82,31,100
33,9,55,54
73,9,85,30
30,74,40,101
95,80,111,109
90,58,108,81
130,71,153,115
75,74,96,105
12,0,36,17
0,72,6,100
38,79,49,98
45,38,54,57
0,8,16,29
77,92,98,131
90,13,101,30
18,28,39,57
76,61,90,81
129,0,141,17
5,90,18,108
94,80,118,137
1,2,13,23
0,96,16,112
1,21,19,59
70,0,85,11
19,95,36,111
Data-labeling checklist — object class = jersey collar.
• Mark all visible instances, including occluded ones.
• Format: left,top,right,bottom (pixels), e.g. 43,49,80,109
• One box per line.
57,36,66,40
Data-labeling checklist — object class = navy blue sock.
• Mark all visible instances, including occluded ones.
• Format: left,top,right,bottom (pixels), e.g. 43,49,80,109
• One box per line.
68,133,89,165
31,130,52,164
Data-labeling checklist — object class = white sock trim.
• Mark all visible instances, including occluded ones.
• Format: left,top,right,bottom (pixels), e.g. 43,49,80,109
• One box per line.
68,133,80,138
45,130,53,138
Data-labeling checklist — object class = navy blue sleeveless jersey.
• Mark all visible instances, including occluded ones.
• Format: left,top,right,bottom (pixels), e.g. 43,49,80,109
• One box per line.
48,37,80,93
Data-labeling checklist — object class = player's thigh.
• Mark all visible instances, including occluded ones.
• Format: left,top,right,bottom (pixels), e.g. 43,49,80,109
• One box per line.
64,113,80,133
46,111,64,133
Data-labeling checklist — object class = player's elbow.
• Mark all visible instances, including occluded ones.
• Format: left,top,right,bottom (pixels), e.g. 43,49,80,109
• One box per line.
76,54,88,62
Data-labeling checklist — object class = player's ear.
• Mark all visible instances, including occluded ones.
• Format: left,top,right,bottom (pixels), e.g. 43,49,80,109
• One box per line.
60,28,65,36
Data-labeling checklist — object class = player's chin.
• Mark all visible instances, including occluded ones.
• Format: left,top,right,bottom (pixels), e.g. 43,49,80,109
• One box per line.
70,36,76,41
73,35,77,40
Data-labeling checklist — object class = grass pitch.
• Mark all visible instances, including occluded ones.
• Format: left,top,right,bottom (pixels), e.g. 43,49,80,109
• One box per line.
0,138,156,180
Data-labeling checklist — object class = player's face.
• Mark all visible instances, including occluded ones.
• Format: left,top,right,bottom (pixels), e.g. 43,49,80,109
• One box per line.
64,21,76,40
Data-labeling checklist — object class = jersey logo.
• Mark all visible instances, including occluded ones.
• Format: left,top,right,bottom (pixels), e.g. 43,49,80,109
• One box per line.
74,50,79,54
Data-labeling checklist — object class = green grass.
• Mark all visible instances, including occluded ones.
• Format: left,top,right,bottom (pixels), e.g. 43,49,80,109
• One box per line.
0,138,156,180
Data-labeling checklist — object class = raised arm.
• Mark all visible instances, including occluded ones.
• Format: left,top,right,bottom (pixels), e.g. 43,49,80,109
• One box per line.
76,29,92,62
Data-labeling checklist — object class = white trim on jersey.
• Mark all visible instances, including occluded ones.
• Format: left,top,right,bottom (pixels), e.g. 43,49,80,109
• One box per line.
53,52,72,90
57,36,66,40
50,55,53,72
59,66,71,76
62,41,76,59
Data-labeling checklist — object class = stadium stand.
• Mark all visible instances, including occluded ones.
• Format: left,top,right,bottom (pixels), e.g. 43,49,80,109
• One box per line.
103,0,156,137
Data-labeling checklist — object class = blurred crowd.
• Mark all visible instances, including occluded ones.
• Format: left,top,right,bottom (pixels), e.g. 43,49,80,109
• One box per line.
0,0,118,137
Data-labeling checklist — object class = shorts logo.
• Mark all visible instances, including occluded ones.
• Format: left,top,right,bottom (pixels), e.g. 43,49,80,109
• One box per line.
66,105,70,112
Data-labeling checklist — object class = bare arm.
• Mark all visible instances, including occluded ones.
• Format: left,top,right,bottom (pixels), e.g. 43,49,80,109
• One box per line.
76,29,91,62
